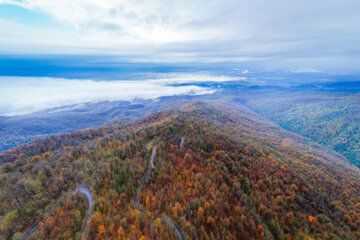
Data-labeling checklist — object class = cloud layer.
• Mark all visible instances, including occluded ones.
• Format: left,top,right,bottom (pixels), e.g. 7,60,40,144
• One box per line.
0,0,359,67
0,73,239,116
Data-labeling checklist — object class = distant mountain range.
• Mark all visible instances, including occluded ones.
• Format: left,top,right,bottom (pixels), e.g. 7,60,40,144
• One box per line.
1,79,359,168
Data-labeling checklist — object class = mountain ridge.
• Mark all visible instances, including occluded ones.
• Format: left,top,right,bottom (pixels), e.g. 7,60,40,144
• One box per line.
1,101,359,239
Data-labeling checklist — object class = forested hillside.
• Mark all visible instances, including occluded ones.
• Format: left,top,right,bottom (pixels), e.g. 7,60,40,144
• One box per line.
245,92,360,167
1,102,359,240
0,97,183,152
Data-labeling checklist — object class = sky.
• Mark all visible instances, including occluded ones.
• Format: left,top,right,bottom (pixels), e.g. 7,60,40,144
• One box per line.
0,0,359,66
0,0,359,116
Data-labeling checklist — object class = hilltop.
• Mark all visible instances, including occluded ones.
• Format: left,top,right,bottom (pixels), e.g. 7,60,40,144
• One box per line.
0,102,359,240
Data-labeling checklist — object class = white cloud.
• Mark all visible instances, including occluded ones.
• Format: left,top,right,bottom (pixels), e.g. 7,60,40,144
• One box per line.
0,73,239,116
0,0,360,66
289,68,323,73
148,73,242,84
0,0,226,44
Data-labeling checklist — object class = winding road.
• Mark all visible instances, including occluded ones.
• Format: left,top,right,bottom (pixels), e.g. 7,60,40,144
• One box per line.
134,144,185,240
20,184,93,240
180,137,185,152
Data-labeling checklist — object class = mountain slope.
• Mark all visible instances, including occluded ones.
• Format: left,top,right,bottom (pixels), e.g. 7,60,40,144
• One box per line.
245,92,360,167
0,96,189,152
1,101,359,240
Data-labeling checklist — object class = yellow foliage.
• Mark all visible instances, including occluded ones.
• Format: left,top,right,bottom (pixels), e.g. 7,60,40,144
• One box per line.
117,226,125,237
145,196,150,207
197,207,204,219
42,152,53,160
207,216,215,225
258,204,266,212
234,205,241,214
307,215,317,224
257,225,265,238
343,214,352,222
290,184,298,191
31,155,41,162
153,218,161,225
98,224,106,234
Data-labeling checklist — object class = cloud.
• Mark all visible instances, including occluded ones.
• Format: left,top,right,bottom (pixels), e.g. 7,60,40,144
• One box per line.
0,0,224,43
289,68,323,73
148,73,242,84
0,0,360,67
0,73,239,116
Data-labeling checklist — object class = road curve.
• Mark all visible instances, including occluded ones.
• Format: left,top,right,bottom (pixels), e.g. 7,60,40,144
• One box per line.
180,137,185,151
134,146,185,240
77,184,94,240
20,184,93,240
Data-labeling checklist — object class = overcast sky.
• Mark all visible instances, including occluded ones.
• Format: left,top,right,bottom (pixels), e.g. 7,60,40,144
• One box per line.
0,0,359,67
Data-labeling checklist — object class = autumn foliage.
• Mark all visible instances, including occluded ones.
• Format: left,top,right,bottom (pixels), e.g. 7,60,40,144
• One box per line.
1,102,359,240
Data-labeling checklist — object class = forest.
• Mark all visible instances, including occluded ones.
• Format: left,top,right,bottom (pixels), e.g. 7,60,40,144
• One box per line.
0,101,359,240
245,92,360,167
